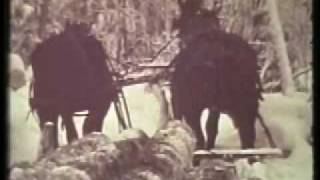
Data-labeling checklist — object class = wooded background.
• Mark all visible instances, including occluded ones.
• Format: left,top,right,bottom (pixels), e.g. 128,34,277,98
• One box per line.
10,0,312,95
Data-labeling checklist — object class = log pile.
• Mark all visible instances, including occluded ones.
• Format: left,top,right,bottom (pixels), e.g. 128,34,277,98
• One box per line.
10,120,196,180
10,119,277,180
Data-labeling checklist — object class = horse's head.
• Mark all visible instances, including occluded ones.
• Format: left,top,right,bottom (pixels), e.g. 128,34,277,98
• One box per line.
172,0,222,43
65,21,91,39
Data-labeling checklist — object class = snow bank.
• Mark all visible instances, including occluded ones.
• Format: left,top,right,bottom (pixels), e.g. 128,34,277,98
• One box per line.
9,81,40,166
9,53,26,91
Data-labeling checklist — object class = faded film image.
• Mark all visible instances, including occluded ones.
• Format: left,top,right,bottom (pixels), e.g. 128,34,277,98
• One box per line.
9,0,312,180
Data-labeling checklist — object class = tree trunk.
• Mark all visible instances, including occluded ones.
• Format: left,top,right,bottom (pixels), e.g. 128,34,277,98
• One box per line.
266,0,296,95
37,0,50,39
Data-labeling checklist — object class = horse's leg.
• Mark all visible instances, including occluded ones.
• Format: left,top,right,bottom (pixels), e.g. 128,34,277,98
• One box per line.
206,109,220,150
61,112,78,144
83,100,111,135
171,91,183,120
233,109,257,149
185,107,204,150
37,108,59,148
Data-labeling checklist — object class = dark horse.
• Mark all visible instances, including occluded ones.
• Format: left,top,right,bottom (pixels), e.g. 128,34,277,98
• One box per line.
171,5,263,150
30,22,117,147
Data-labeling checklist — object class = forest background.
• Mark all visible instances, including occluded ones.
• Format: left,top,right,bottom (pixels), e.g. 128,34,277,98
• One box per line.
10,0,312,95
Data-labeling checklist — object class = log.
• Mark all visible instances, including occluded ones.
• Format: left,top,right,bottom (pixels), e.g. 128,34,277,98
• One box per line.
10,120,196,180
185,159,240,180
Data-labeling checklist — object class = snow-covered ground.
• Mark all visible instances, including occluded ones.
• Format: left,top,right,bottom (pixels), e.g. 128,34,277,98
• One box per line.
9,82,312,180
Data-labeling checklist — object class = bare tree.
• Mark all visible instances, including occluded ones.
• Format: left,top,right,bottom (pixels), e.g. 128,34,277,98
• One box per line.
266,0,296,95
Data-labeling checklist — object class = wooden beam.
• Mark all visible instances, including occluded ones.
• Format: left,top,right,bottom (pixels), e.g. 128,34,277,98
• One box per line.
137,65,170,69
194,148,285,160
